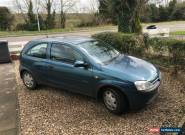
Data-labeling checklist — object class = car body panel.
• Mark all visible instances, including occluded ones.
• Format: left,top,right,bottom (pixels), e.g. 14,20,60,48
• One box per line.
46,59,95,96
102,55,158,82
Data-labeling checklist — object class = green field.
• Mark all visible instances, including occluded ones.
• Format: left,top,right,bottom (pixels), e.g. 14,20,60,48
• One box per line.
170,31,185,35
0,25,117,38
1,20,185,37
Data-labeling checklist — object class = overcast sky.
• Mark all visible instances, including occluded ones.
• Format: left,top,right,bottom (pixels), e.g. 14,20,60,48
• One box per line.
0,0,99,13
1,0,184,13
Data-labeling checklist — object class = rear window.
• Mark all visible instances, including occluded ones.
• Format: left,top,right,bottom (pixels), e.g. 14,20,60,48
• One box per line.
26,43,47,59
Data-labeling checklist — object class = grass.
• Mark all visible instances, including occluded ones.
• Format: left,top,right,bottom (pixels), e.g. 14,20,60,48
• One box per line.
170,31,185,35
0,28,71,37
0,25,117,38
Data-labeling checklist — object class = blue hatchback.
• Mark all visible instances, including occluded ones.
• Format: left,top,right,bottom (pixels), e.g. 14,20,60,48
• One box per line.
19,36,161,114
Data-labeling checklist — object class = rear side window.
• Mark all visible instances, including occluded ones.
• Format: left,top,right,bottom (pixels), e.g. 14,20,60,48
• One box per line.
27,43,47,59
51,43,83,64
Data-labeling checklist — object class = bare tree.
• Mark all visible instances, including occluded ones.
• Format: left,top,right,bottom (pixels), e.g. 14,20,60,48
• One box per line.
15,0,30,22
59,0,78,28
77,0,100,26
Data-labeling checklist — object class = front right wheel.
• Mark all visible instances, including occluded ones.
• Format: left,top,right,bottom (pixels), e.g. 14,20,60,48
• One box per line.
103,88,128,115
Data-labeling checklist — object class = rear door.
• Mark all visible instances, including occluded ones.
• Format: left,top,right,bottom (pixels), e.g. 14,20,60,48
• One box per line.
47,43,94,96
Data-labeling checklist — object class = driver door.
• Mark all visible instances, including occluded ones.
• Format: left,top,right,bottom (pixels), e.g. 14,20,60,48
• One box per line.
47,43,94,96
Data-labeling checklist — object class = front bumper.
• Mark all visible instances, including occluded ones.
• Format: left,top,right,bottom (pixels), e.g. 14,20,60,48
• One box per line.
126,86,160,110
128,72,161,110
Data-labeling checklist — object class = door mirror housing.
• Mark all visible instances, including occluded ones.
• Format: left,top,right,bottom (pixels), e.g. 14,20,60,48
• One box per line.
74,61,89,68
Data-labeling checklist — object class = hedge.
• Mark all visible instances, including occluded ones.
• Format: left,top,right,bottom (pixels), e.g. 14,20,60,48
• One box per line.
93,32,146,56
92,32,185,70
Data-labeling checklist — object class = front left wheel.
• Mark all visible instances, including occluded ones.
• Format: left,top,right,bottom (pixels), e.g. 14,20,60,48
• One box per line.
22,71,37,90
103,88,128,115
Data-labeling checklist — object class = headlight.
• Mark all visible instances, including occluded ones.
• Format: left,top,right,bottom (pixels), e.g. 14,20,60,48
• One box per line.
134,81,153,91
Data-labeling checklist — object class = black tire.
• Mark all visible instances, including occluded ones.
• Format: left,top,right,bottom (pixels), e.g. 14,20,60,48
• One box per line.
103,88,128,115
22,71,37,90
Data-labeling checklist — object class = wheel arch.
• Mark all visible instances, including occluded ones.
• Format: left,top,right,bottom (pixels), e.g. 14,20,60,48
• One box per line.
20,68,34,79
97,84,130,109
20,69,27,78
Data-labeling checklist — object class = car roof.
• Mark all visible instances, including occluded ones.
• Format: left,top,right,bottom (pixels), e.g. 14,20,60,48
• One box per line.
32,36,94,45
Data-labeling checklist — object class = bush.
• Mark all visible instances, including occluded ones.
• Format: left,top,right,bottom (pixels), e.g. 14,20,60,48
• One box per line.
0,7,14,30
77,13,108,27
147,38,185,70
15,23,38,31
173,6,185,20
93,32,185,71
92,32,145,56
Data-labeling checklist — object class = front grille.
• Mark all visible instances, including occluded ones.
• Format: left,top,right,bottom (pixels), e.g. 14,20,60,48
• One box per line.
150,74,159,82
151,77,160,85
148,74,161,92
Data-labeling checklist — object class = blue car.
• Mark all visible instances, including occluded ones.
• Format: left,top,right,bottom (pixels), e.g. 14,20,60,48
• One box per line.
19,36,161,114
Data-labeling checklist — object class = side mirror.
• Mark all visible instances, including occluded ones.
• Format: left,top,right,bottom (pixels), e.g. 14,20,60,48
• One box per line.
74,61,89,68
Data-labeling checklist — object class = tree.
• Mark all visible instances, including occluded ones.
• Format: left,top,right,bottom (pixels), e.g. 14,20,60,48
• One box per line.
173,2,185,20
27,0,37,30
158,5,169,21
59,0,78,28
168,0,177,20
98,0,147,33
28,0,36,24
152,4,160,21
112,0,147,33
15,0,42,31
60,0,66,28
99,0,117,24
0,7,14,30
15,0,56,30
136,0,185,23
45,0,55,29
15,0,28,22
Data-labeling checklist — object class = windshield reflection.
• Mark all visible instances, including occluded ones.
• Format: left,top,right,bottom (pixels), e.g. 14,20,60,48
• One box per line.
79,40,120,64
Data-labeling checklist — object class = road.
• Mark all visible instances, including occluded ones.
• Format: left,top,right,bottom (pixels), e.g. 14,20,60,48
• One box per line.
0,29,116,43
0,28,117,53
143,21,185,32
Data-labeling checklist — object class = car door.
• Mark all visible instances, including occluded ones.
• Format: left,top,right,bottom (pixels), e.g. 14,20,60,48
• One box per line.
47,42,94,96
22,42,49,84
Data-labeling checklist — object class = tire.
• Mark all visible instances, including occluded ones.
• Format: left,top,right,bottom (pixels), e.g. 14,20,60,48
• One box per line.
103,88,128,115
22,71,37,90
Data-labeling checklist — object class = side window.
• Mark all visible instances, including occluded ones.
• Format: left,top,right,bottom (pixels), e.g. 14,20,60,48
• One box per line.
51,43,84,64
27,43,47,59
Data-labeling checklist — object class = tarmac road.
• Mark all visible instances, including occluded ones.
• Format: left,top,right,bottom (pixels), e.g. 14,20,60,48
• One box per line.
0,29,116,43
143,21,185,32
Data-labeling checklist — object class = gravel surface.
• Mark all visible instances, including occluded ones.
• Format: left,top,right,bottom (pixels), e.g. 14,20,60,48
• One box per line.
14,61,185,135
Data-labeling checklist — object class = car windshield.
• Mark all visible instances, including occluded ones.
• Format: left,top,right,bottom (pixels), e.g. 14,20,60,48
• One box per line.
78,40,120,64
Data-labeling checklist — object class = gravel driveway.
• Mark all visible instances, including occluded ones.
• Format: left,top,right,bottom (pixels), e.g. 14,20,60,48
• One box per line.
14,61,185,135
